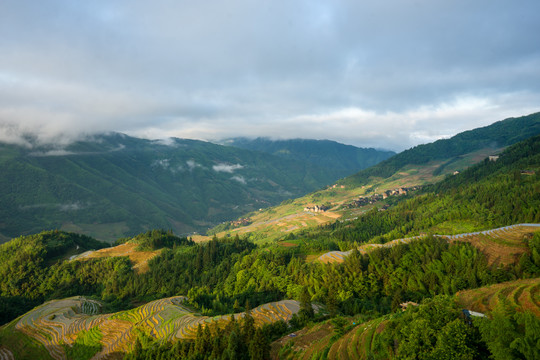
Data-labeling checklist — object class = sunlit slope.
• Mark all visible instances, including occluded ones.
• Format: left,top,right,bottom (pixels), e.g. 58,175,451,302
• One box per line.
318,224,540,265
208,112,540,243
457,278,540,317
0,296,303,360
72,242,162,274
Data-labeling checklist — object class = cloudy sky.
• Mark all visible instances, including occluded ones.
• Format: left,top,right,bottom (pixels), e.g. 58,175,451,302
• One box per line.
1,0,539,151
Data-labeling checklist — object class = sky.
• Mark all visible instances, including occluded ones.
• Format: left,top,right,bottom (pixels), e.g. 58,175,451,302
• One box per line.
1,0,539,152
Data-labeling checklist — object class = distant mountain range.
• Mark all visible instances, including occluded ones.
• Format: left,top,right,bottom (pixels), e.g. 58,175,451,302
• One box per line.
223,138,395,179
0,134,391,242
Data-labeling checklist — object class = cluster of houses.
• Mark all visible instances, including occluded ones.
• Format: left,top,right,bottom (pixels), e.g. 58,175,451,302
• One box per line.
303,205,329,213
230,217,251,227
328,184,346,189
346,186,422,209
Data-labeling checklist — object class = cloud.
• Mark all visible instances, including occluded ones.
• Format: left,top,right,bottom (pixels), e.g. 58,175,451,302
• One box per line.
213,163,244,173
59,202,84,211
186,160,202,171
29,149,77,157
152,159,170,169
0,1,539,150
231,175,246,184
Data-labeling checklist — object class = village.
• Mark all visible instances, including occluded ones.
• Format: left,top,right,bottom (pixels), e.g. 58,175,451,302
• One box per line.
345,185,422,209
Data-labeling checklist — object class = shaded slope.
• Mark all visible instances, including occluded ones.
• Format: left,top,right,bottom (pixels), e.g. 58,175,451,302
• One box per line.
0,134,342,241
225,137,395,178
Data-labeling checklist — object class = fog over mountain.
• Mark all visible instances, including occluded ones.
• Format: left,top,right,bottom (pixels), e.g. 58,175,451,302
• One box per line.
1,1,540,151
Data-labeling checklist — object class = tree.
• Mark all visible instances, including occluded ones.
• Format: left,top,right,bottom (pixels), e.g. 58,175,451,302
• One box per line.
299,286,314,321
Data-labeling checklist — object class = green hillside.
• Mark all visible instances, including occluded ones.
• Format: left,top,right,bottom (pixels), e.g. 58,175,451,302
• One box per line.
208,112,540,242
0,134,365,242
224,137,395,178
343,112,540,186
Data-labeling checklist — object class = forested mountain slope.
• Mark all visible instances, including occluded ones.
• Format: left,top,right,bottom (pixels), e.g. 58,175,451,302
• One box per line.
0,133,361,242
224,137,395,179
343,111,540,186
291,133,540,255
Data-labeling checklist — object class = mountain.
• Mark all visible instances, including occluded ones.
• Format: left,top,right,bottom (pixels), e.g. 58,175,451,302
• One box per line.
224,137,395,179
343,111,540,186
206,112,540,241
0,133,356,242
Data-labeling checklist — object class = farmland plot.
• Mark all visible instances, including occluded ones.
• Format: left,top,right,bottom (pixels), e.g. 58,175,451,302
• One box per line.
457,277,540,316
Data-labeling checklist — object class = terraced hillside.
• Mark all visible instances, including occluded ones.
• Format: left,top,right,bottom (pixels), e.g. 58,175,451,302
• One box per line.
272,316,390,360
318,223,540,264
456,278,540,316
72,242,162,274
0,296,304,360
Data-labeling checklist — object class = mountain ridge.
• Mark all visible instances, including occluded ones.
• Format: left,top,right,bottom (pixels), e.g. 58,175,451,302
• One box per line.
0,134,392,242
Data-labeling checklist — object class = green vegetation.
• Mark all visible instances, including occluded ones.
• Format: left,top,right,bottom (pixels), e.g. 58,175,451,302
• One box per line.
0,133,355,242
65,327,103,360
290,134,540,251
343,111,540,186
0,230,127,324
226,137,395,179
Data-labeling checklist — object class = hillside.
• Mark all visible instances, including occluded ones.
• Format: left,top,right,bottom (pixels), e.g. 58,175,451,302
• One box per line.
456,278,540,317
0,133,373,242
343,111,540,186
318,223,540,265
224,137,395,179
207,112,540,242
0,295,304,360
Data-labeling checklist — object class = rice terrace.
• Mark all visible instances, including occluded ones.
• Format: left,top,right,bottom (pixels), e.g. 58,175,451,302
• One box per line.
2,296,306,360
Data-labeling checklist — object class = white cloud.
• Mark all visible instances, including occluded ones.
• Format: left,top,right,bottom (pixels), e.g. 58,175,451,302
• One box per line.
213,163,244,173
29,149,77,157
186,160,202,171
231,175,246,184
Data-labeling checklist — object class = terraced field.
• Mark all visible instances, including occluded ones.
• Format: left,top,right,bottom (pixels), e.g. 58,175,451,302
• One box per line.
1,296,305,360
327,318,389,360
456,278,540,316
0,347,15,360
318,223,540,265
272,316,389,360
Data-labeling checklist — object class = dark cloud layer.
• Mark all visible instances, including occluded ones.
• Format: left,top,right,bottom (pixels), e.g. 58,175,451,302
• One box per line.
1,0,539,151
